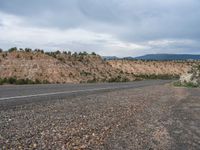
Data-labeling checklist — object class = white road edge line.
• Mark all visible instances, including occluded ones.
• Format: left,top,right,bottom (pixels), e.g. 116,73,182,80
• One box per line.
0,85,134,101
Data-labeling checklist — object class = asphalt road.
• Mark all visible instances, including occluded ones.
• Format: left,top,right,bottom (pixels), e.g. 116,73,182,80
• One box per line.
0,80,171,109
1,80,200,149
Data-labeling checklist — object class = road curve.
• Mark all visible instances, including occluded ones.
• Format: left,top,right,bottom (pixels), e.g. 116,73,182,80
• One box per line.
0,80,171,109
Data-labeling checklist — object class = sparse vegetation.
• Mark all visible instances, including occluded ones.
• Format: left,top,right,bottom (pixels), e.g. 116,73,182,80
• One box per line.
86,78,98,83
134,74,179,80
34,49,44,53
16,54,20,58
25,48,32,52
173,81,199,88
55,50,61,55
45,52,57,58
79,51,88,56
0,48,194,84
175,64,200,88
67,51,72,55
108,75,130,82
0,77,50,85
80,70,92,76
57,57,65,63
91,52,97,55
2,53,7,58
8,47,17,53
19,48,24,51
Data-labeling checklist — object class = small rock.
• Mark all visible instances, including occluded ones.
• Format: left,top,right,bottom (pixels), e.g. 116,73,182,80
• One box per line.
80,145,87,149
33,143,37,148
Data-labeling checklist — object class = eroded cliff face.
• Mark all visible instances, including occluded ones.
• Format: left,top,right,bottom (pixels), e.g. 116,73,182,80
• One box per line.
0,51,194,83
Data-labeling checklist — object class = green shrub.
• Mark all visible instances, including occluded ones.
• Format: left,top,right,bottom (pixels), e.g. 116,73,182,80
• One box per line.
173,81,199,88
91,52,96,55
34,49,44,54
8,47,17,53
135,74,179,80
35,79,41,84
173,81,182,87
57,57,65,63
87,78,97,83
79,51,88,56
80,70,92,76
0,77,50,85
67,51,72,55
55,50,61,55
16,54,20,58
0,78,3,85
25,48,32,52
19,48,24,51
7,77,17,84
42,80,50,84
16,79,27,85
2,53,7,58
185,82,199,88
45,52,57,58
108,75,130,83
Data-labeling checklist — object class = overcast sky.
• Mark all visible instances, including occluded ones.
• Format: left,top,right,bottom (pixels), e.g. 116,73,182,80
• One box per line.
0,0,200,57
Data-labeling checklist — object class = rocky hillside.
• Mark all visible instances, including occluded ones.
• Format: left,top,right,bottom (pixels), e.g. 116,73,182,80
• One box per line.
0,50,195,84
0,51,135,84
108,60,192,76
177,64,200,87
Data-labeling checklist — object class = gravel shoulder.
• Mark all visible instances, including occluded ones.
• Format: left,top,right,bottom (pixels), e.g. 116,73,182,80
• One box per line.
0,84,200,149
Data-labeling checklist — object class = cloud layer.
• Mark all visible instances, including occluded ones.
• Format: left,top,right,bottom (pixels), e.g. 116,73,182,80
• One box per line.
0,0,200,56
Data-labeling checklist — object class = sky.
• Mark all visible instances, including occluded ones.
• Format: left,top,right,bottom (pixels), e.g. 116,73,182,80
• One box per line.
0,0,200,57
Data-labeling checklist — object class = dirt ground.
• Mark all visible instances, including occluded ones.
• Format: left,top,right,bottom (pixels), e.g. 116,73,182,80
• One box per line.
0,84,200,149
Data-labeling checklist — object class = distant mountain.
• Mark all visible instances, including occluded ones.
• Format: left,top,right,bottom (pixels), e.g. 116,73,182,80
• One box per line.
134,54,200,61
102,56,120,60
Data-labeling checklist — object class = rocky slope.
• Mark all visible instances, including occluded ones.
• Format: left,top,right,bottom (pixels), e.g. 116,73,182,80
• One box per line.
0,51,134,83
0,51,195,84
108,60,192,76
178,64,200,87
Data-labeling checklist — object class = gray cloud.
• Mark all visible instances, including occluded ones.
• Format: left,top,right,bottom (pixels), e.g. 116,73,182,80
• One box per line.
0,0,200,56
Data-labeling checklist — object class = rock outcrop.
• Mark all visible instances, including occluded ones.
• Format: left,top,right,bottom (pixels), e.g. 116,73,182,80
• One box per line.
180,64,200,86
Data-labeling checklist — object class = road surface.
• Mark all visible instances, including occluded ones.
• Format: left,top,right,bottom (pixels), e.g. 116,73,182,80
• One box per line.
0,80,170,110
1,80,200,149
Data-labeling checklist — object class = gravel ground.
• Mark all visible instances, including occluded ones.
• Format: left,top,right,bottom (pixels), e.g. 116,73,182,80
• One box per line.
0,84,200,149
